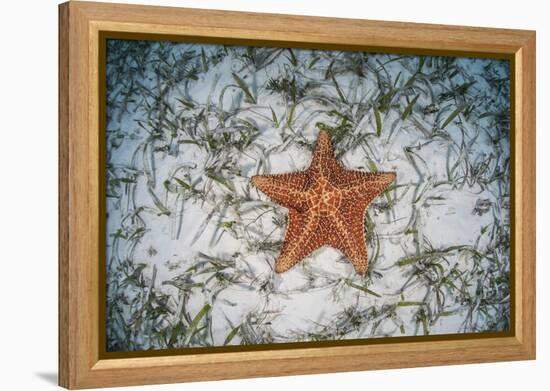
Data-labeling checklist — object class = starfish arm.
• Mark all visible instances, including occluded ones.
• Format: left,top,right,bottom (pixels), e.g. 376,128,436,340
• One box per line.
337,170,396,188
341,172,396,206
331,210,369,275
309,130,344,178
251,172,309,210
275,209,322,272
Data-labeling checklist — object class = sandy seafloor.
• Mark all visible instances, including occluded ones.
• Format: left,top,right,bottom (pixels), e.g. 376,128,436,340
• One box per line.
105,39,511,352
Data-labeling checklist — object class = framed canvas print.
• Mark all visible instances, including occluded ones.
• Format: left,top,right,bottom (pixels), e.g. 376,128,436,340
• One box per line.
58,1,536,389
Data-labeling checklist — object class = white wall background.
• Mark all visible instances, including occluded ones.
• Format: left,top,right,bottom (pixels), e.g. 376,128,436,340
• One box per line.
0,0,545,389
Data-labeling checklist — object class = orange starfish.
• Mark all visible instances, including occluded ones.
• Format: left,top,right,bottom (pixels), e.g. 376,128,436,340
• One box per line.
251,130,395,275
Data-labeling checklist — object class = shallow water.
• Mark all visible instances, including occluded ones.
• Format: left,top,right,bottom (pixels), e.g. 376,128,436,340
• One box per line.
105,40,510,352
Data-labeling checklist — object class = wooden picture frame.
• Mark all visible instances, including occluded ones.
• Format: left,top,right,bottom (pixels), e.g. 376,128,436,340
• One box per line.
59,1,536,389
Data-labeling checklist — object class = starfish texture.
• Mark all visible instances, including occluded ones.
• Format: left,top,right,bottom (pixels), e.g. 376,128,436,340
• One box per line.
251,130,396,275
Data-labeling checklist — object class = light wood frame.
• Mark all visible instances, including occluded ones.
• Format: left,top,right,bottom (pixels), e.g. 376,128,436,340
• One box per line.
59,1,536,389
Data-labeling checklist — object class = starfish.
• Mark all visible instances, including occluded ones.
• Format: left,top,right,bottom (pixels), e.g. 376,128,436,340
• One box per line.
251,130,396,275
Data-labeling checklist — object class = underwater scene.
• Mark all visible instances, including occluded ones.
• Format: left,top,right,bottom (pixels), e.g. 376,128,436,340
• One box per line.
105,39,511,352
